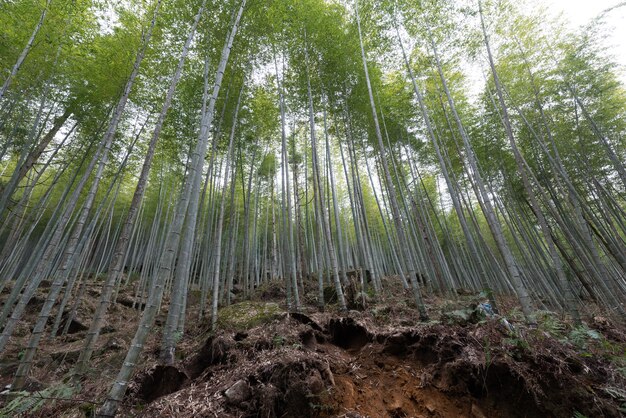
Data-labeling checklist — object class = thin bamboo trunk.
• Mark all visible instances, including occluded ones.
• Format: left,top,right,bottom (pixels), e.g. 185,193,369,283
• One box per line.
96,2,245,415
356,2,427,318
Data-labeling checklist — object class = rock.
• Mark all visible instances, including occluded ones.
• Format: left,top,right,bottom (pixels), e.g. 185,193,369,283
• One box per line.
224,379,251,404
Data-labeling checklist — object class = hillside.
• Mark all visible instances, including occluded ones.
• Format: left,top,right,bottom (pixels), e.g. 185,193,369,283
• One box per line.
1,278,624,417
1,0,626,416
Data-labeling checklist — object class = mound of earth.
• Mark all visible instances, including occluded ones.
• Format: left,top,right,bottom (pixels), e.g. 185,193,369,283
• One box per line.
128,308,625,418
1,281,624,418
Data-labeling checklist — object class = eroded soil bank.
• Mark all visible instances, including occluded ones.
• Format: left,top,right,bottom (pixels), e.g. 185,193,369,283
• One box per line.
1,279,625,417
136,302,626,418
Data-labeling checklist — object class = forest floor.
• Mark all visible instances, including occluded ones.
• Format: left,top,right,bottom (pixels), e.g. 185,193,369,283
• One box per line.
0,277,625,417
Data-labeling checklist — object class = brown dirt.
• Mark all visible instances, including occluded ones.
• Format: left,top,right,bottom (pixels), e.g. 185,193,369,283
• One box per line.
1,278,625,418
134,309,624,418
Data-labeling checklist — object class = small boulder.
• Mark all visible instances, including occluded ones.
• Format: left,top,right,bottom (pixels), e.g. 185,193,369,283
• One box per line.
224,379,251,404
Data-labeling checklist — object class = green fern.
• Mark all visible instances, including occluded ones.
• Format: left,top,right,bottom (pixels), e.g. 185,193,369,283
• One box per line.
536,310,566,337
0,391,44,416
0,383,76,416
569,326,603,349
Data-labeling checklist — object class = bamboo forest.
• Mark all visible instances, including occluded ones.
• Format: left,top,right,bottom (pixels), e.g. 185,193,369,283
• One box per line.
0,0,625,416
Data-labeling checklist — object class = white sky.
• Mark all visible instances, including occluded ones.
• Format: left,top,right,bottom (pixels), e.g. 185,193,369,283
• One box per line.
543,0,626,82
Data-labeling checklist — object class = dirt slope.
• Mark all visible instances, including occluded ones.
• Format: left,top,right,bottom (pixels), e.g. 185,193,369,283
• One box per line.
136,309,625,418
1,280,625,417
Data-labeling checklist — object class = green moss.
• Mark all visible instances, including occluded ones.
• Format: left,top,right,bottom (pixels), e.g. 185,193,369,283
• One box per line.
217,301,282,330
